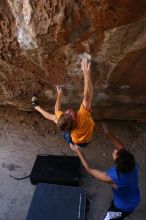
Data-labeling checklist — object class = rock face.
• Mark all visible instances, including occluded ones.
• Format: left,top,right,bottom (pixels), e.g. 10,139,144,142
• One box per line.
0,0,146,120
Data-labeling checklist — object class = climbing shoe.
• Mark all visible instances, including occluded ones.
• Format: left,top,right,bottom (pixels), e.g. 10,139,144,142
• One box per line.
31,96,39,108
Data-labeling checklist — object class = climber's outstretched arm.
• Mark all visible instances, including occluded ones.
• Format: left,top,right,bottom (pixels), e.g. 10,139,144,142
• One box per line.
81,59,93,110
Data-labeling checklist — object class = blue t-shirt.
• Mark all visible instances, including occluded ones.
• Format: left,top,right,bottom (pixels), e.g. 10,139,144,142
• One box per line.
106,164,140,212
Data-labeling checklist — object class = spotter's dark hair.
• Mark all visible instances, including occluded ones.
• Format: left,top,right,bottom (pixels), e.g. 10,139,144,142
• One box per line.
115,149,135,173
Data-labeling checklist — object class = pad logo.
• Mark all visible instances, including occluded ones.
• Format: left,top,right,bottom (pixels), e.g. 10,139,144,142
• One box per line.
104,211,122,219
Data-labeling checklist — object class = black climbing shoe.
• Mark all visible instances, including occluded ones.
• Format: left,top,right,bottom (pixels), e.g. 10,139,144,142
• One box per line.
31,96,39,108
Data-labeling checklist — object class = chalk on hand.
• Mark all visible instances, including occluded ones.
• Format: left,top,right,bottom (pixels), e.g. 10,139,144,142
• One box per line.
79,52,91,61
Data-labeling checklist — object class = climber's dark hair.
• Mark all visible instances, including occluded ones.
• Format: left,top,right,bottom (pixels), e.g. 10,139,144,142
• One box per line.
57,115,76,132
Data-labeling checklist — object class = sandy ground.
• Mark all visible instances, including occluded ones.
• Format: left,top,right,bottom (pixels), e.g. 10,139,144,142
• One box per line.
0,106,146,220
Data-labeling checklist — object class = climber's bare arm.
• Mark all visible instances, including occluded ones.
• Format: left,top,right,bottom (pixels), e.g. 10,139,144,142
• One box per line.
55,85,63,112
81,59,93,110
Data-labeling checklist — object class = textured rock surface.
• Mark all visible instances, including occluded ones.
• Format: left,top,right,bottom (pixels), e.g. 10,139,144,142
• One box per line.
0,0,146,119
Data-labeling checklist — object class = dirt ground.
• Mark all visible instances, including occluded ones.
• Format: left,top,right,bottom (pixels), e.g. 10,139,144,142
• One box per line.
0,105,146,220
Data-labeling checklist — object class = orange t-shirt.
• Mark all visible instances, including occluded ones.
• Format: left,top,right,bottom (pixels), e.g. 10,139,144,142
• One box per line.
71,104,95,144
55,111,64,120
55,105,95,144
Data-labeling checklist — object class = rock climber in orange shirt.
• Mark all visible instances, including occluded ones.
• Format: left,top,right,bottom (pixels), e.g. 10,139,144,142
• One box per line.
32,58,95,148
